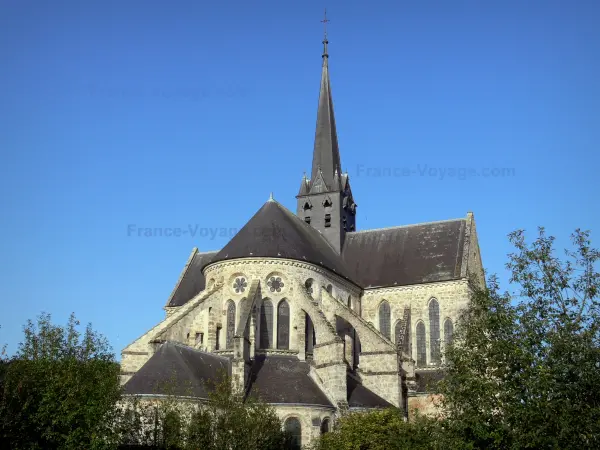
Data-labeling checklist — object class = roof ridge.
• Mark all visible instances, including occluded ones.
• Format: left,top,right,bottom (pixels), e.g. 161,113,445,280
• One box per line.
350,218,466,234
273,201,343,257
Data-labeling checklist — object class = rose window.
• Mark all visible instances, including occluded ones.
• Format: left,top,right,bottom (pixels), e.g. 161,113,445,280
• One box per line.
267,276,284,293
233,277,247,293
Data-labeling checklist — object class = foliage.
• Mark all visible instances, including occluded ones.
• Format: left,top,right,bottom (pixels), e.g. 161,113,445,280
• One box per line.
439,228,600,449
0,313,122,449
118,372,293,450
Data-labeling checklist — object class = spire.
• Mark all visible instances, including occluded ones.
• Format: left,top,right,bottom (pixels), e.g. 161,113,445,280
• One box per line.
310,9,341,190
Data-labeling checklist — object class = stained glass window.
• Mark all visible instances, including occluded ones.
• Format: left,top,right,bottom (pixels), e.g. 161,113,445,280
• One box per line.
226,301,236,349
416,322,426,367
277,300,290,350
379,301,391,339
260,300,273,349
429,299,441,365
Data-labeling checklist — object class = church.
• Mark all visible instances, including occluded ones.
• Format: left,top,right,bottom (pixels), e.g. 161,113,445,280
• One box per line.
120,28,484,448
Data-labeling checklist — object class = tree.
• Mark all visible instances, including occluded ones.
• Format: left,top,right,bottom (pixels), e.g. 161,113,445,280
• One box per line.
0,313,122,449
439,228,600,449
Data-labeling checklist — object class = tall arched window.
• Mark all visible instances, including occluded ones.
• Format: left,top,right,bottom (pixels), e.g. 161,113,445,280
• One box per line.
394,320,403,349
226,300,236,349
379,301,391,339
284,417,302,449
277,299,290,350
444,318,453,345
429,299,441,364
347,296,352,309
416,321,426,367
260,300,273,349
326,284,333,295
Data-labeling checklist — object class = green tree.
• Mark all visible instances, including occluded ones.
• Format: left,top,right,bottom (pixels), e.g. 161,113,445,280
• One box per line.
439,228,600,449
0,313,122,449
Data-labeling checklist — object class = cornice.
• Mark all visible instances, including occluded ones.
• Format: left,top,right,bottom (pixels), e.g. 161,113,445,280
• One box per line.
362,278,469,296
204,257,362,295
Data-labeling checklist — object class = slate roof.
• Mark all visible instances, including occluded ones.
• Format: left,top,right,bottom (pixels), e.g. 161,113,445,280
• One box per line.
341,219,467,288
123,345,334,407
167,250,218,307
210,200,355,282
347,375,394,408
246,355,333,407
123,342,229,398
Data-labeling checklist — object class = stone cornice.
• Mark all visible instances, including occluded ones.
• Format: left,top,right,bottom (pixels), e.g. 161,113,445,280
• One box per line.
204,257,362,295
362,278,469,296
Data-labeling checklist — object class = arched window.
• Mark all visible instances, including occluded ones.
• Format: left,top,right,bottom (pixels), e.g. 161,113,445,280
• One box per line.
284,417,302,449
320,417,330,434
379,301,391,339
260,300,273,349
277,299,290,350
226,300,236,349
429,299,441,364
394,320,404,349
444,318,453,345
416,321,426,367
326,284,333,295
347,296,352,309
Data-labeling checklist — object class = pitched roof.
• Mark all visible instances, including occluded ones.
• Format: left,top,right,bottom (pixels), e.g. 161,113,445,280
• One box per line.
347,375,394,408
210,200,355,282
246,355,333,407
123,342,229,398
342,219,467,288
123,345,333,407
166,250,218,307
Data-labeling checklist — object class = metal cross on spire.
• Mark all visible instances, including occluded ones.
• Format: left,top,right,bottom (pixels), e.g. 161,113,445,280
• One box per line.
321,8,330,39
321,8,330,58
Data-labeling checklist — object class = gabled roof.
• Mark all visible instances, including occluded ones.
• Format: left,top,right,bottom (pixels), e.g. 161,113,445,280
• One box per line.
166,249,218,307
123,342,229,398
210,200,355,282
246,355,333,407
342,219,467,288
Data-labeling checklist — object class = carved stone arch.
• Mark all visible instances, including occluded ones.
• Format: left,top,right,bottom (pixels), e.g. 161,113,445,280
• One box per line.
416,320,427,367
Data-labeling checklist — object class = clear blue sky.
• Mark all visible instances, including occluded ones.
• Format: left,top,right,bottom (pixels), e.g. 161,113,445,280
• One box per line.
1,0,598,357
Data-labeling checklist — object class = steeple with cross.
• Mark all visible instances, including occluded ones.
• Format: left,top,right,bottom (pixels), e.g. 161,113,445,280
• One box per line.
296,10,357,253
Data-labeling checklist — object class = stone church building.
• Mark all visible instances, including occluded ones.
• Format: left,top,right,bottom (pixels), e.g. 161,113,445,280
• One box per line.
120,32,484,447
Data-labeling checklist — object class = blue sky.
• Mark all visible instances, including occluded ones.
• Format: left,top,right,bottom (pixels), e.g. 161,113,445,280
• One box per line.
1,0,598,357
